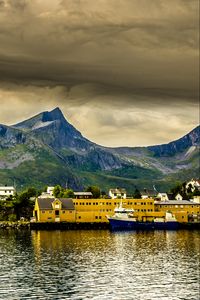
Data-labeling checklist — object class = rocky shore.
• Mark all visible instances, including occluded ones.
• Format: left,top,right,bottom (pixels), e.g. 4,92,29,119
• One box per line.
0,221,30,230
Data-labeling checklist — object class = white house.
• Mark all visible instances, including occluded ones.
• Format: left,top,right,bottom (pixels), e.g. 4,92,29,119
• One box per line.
0,186,16,199
140,189,156,199
47,186,54,196
157,192,183,201
192,196,200,204
109,188,126,199
157,193,169,201
175,193,183,201
38,192,55,199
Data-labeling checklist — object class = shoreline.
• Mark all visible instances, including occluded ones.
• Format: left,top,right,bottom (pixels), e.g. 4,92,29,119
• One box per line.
1,221,200,230
0,221,30,230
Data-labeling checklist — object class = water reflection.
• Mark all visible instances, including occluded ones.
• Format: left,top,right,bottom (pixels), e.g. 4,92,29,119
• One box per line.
0,230,199,300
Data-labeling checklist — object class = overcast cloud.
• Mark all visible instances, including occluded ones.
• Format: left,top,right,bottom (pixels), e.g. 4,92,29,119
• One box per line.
0,0,199,146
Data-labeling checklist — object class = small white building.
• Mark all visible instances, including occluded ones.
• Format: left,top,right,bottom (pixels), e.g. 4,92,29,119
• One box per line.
38,192,55,199
192,196,200,204
74,192,93,199
141,189,156,199
47,186,54,196
157,192,183,201
157,193,169,201
175,193,183,201
109,188,126,199
0,186,16,199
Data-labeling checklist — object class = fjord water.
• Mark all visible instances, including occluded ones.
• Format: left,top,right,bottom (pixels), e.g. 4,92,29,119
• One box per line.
0,230,199,300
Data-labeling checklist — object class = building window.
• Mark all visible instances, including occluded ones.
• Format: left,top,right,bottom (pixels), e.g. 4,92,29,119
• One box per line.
95,216,98,219
62,211,65,213
42,211,45,213
55,210,59,216
99,216,102,219
78,216,81,219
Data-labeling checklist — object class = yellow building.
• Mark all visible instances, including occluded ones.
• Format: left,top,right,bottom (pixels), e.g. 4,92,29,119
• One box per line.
73,198,159,223
33,197,200,224
33,198,75,222
155,200,200,223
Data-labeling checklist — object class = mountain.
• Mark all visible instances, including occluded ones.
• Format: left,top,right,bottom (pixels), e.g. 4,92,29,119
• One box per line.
13,107,93,151
148,126,200,157
0,108,199,192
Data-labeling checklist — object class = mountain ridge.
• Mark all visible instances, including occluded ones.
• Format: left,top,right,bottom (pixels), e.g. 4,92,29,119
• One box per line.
0,108,199,192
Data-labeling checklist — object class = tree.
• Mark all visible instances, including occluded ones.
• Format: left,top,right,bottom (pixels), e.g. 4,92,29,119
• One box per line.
62,189,74,198
27,187,37,198
133,188,141,199
170,183,182,196
86,186,101,199
13,189,35,220
101,190,106,198
53,185,62,197
186,183,193,194
193,189,200,196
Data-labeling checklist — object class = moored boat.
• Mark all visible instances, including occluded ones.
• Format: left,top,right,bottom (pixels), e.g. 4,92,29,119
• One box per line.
107,204,179,231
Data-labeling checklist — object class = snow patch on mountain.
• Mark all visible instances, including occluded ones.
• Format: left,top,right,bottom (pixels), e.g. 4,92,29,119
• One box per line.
32,121,54,130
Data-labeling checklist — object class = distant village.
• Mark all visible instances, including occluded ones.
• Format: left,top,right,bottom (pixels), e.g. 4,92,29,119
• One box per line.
0,178,200,202
0,178,200,226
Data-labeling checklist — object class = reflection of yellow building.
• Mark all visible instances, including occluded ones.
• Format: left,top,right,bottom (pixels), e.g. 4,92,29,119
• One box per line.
33,198,200,224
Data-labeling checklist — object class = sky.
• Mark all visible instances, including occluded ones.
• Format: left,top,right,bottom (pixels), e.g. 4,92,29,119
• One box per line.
0,0,199,147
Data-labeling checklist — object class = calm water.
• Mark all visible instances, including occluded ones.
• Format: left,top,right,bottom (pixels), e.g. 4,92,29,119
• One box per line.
0,229,199,300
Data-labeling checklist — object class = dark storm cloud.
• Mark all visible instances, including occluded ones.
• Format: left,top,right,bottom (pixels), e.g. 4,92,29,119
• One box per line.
0,0,199,146
0,0,198,94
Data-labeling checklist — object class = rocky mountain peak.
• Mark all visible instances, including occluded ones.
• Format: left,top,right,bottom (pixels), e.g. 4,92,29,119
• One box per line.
41,107,65,123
